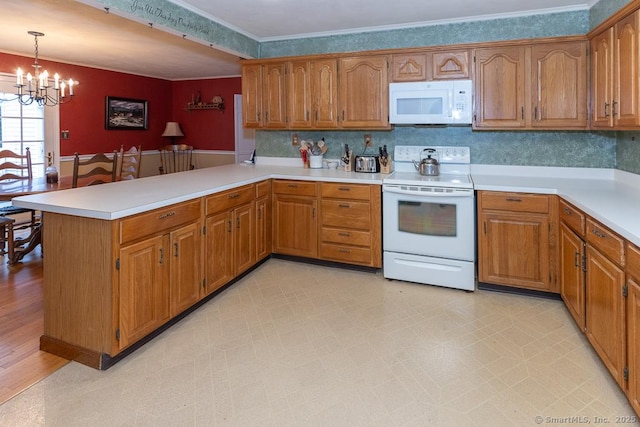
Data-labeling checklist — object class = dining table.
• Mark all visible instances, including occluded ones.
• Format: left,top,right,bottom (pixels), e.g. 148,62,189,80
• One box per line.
1,176,73,264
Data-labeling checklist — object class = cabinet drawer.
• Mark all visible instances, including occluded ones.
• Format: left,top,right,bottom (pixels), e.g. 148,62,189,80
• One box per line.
256,180,271,198
586,218,625,266
559,199,585,236
120,199,201,244
321,200,370,230
321,227,371,247
205,184,254,215
321,183,371,200
320,243,372,265
273,180,317,196
480,192,549,214
627,243,640,280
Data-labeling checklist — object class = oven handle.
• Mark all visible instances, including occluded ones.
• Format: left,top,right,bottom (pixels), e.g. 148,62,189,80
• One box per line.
383,185,474,197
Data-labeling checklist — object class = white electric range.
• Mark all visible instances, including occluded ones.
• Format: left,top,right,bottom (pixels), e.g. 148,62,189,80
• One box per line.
382,146,476,291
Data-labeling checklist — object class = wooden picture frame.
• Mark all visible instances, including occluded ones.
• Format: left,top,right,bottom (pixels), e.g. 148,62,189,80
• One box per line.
105,96,148,130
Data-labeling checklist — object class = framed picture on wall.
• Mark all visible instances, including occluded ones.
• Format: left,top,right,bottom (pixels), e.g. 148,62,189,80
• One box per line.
105,96,148,130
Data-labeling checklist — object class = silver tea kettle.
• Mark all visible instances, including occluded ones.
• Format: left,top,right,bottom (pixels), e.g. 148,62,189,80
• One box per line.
413,148,440,176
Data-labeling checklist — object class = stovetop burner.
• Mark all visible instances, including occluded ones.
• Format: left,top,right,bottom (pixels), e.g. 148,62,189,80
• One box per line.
383,145,473,189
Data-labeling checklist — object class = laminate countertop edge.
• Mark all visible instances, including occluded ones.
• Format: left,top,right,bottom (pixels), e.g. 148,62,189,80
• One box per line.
11,164,387,221
472,165,640,248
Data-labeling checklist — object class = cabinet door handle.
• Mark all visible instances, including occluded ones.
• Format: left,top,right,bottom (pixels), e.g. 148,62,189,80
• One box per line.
563,207,572,215
612,100,618,117
312,208,316,219
505,197,522,202
159,248,164,265
592,228,606,239
604,102,610,117
228,220,232,233
258,206,262,220
174,242,179,257
534,106,539,121
338,187,351,191
574,252,581,268
287,184,298,188
521,106,524,120
237,217,240,229
338,203,350,208
228,193,239,199
338,232,351,237
339,248,350,254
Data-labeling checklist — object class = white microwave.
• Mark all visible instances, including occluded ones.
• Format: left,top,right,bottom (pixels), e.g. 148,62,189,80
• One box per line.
389,80,473,125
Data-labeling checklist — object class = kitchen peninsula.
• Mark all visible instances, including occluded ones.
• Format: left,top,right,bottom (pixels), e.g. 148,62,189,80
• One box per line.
13,163,384,369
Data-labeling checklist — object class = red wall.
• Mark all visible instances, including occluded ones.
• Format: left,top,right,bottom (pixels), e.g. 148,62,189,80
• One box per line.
0,52,241,155
171,78,241,151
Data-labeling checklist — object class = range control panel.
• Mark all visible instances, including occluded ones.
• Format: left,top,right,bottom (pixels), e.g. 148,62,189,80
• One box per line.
394,146,471,164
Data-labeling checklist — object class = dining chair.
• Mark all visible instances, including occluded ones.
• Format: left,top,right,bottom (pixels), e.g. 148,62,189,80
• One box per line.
159,144,194,174
72,151,118,188
0,216,15,262
0,147,38,233
116,145,142,180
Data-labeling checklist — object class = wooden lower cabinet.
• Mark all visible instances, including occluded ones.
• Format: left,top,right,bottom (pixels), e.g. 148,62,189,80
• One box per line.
256,181,272,261
319,182,381,267
585,245,626,386
627,276,640,414
560,223,586,330
40,178,381,369
273,193,318,258
204,184,256,295
118,235,169,350
271,180,382,267
477,191,557,292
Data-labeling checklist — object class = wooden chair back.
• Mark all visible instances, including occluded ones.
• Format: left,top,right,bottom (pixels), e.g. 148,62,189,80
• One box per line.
116,145,142,180
72,152,118,188
0,147,33,181
159,144,194,174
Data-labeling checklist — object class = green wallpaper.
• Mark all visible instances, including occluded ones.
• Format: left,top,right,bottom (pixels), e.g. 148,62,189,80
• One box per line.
259,11,587,58
256,128,617,168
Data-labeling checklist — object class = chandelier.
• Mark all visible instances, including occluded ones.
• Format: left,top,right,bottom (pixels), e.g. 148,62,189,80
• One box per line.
13,31,77,106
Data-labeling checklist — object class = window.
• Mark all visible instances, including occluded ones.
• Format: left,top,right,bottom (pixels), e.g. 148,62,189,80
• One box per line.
0,75,59,178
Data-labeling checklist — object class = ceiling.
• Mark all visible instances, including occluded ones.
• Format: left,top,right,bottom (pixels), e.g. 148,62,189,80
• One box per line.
0,0,593,81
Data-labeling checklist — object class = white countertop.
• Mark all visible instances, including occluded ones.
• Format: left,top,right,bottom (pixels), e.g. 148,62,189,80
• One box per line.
13,161,640,248
472,165,640,248
12,163,385,220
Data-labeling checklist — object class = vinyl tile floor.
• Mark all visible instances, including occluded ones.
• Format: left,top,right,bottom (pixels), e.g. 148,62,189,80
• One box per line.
0,259,637,426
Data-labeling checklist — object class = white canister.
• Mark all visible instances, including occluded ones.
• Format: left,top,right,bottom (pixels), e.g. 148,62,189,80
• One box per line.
309,155,323,169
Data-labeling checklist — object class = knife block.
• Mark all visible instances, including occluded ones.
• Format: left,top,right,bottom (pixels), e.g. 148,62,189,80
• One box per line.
380,155,393,174
343,151,354,172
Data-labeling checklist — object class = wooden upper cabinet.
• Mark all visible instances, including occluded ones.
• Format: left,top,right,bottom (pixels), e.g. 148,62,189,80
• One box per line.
312,59,339,128
615,10,640,127
430,50,470,80
390,50,469,82
391,53,427,81
591,28,615,128
338,55,390,128
531,41,587,128
288,60,312,128
241,64,263,127
262,63,288,128
474,46,527,128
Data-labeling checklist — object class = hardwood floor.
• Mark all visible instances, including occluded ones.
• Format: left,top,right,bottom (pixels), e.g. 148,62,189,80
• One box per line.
0,244,68,405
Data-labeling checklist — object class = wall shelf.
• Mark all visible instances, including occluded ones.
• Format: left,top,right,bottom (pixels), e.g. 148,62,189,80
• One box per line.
186,102,224,111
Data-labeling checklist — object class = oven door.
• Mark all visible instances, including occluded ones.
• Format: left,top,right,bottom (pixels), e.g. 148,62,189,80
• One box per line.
383,184,475,261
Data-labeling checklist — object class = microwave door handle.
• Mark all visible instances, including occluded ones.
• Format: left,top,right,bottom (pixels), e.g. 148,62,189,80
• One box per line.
448,88,454,117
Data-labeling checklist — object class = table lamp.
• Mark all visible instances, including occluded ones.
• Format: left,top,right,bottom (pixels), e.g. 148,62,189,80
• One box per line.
161,121,184,145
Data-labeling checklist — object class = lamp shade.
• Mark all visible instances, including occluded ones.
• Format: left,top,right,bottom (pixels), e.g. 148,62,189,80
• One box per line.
161,122,184,137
